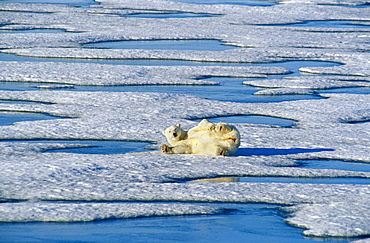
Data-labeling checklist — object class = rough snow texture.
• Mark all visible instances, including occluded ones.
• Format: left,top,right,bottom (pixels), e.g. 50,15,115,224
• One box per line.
244,76,370,90
0,202,222,222
0,62,284,85
0,91,370,237
0,0,370,239
254,88,317,96
285,202,370,237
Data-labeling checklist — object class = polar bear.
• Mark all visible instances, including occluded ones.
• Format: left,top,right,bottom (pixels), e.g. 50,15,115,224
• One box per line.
162,119,214,145
161,119,240,156
187,119,215,136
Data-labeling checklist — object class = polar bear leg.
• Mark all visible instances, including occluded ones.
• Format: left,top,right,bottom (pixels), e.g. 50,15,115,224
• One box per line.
188,119,215,136
197,119,214,130
161,144,192,154
216,146,227,156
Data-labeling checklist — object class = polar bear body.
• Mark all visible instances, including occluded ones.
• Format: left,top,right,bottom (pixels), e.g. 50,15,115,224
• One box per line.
161,119,240,156
162,119,214,145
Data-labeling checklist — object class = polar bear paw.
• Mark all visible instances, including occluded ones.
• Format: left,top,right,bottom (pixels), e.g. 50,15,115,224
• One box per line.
161,144,173,154
198,119,215,130
216,147,227,156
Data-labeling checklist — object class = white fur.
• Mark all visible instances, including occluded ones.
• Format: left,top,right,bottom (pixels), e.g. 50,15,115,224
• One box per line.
162,124,187,146
161,119,240,156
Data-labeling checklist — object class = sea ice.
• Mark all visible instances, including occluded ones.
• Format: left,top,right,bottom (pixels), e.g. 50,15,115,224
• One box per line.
0,88,369,237
0,202,222,222
0,90,368,159
0,62,282,86
244,76,370,90
254,88,317,96
285,202,370,237
1,1,369,51
1,0,370,239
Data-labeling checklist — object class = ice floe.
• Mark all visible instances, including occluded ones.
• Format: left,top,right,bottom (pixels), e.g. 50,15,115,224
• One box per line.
0,90,368,158
244,76,370,90
1,0,369,50
285,202,370,237
2,48,369,80
0,202,222,222
0,62,282,85
254,88,317,96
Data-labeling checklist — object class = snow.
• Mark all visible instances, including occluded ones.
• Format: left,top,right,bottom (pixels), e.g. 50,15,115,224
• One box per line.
244,76,370,90
254,88,317,96
0,62,283,85
1,1,369,50
0,0,370,239
0,202,222,222
0,90,369,236
285,202,370,237
1,48,284,63
353,239,370,243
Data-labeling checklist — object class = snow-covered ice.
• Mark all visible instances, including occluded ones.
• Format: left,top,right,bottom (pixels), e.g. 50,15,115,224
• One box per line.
0,202,222,222
0,0,370,240
0,90,369,238
254,88,317,96
244,76,370,90
0,62,284,85
285,202,370,237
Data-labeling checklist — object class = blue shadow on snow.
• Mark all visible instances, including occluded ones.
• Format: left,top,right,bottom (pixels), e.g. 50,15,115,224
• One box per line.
234,148,334,156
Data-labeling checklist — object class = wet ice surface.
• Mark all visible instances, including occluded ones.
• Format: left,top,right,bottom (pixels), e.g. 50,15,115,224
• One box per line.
1,204,324,243
0,28,67,33
269,20,370,28
173,0,277,6
0,111,62,126
0,0,370,242
0,139,153,154
119,10,219,18
83,39,236,51
191,115,297,127
300,159,370,172
0,0,99,7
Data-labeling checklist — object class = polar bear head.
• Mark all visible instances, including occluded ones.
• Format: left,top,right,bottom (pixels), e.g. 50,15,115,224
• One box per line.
162,124,188,146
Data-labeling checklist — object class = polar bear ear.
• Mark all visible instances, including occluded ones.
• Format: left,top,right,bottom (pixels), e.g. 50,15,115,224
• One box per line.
162,130,166,135
176,124,181,128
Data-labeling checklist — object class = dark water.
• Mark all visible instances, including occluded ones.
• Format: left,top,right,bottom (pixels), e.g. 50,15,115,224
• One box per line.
319,87,370,94
260,20,370,28
0,139,153,154
189,176,370,185
0,29,67,33
0,203,349,243
238,177,370,184
83,39,236,51
0,0,99,7
299,159,370,173
189,157,370,185
0,111,62,126
26,77,321,103
121,12,219,18
191,115,297,127
173,0,277,6
0,47,342,103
